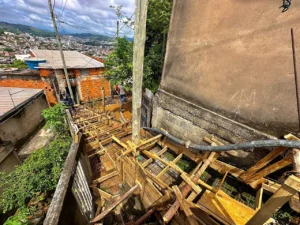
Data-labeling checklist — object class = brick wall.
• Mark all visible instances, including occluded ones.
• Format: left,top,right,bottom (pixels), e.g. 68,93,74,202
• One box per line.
88,68,105,76
78,76,110,101
40,69,52,77
0,79,57,106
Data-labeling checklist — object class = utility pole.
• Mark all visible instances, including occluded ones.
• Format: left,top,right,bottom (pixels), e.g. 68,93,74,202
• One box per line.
132,0,148,145
117,20,119,38
48,0,74,101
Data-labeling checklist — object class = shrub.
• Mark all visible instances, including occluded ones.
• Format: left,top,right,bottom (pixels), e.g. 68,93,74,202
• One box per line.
0,137,72,213
42,103,68,135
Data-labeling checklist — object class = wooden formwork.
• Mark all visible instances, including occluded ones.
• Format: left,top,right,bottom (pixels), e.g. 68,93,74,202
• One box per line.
72,105,300,225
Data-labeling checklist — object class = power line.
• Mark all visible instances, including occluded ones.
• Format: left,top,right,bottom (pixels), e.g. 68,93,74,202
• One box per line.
114,13,135,38
60,0,68,17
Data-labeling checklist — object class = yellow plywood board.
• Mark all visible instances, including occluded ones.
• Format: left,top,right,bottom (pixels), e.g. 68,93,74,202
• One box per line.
198,190,255,225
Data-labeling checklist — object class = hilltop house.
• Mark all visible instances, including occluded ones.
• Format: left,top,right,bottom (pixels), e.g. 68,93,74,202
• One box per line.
0,50,110,105
30,49,111,104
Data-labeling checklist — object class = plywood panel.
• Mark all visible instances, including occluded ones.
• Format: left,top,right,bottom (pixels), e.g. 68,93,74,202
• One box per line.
198,190,255,225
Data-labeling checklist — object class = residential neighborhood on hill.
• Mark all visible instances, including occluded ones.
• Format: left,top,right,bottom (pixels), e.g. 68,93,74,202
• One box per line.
0,22,116,66
1,1,300,225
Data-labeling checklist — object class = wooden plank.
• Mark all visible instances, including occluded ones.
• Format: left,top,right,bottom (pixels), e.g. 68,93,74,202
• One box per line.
246,175,300,225
144,169,173,192
186,191,198,203
181,173,202,194
247,155,293,186
240,146,289,181
137,134,162,148
172,185,192,216
141,158,153,168
93,171,118,185
198,190,256,225
157,146,168,156
156,166,170,179
172,186,198,225
215,170,228,194
112,135,129,150
172,153,183,164
88,149,105,158
98,188,112,201
91,184,139,223
255,187,263,210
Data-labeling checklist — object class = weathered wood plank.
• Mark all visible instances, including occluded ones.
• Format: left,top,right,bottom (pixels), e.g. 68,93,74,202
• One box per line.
93,171,118,185
246,175,300,225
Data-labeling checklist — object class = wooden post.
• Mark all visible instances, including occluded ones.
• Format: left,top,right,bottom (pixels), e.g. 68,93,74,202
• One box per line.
101,87,105,112
246,175,300,225
48,0,74,101
90,184,139,223
132,0,148,145
117,20,119,38
293,149,300,177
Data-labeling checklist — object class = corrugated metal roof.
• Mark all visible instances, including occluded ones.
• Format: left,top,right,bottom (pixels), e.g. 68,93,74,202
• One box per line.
30,49,104,69
0,87,43,117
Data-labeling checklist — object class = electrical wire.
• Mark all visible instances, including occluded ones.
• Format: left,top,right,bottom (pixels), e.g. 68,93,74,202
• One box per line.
60,0,68,17
114,13,135,38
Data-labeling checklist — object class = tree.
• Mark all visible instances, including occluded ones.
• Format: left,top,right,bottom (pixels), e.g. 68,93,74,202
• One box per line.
105,37,133,88
106,0,172,92
144,0,172,92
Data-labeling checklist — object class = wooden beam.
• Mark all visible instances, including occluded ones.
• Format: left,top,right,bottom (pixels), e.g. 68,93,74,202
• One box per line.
132,0,148,144
85,121,131,141
163,152,217,223
156,166,169,179
90,184,140,223
157,146,168,156
240,147,289,181
246,175,300,225
247,155,293,185
141,158,153,168
144,169,173,192
137,134,162,149
172,185,198,225
255,187,263,210
216,170,229,194
180,173,202,194
173,153,183,164
93,171,118,185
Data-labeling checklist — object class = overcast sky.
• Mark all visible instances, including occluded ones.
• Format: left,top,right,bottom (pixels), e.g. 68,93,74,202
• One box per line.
0,0,135,37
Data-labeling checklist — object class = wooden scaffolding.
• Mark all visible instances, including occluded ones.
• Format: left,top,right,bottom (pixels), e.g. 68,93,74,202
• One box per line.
71,105,300,225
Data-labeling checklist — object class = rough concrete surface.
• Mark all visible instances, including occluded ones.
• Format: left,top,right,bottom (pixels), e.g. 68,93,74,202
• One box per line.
0,94,48,147
161,0,300,136
18,127,55,159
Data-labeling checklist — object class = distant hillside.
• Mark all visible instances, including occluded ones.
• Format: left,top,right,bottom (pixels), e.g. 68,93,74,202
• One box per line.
71,33,114,42
0,22,114,41
0,22,55,37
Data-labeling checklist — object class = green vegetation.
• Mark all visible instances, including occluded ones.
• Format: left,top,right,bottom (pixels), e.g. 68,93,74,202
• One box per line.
42,103,68,135
0,137,71,213
4,207,30,225
105,37,133,88
164,151,196,173
0,60,28,69
0,103,71,225
105,0,172,92
3,47,13,52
